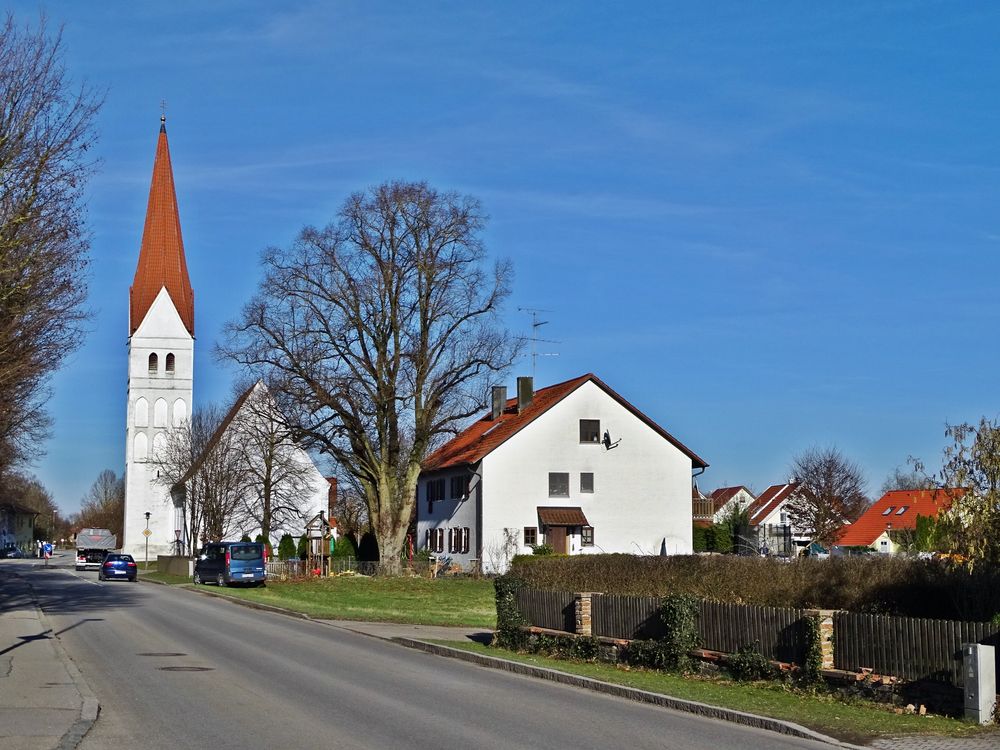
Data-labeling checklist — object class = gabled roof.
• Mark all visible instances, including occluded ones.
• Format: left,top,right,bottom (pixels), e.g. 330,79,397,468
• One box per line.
709,485,754,511
130,118,195,336
421,373,708,472
835,488,964,547
174,382,260,488
746,483,801,525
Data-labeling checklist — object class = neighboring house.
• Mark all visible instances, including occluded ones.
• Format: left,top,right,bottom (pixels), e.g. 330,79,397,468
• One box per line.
0,502,37,551
170,381,330,552
833,488,964,555
745,482,810,552
417,373,708,573
708,485,756,523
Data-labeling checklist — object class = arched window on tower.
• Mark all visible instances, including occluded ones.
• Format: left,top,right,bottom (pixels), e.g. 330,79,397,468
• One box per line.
154,398,168,428
165,353,175,374
148,353,158,374
134,397,149,428
172,398,187,427
134,433,148,462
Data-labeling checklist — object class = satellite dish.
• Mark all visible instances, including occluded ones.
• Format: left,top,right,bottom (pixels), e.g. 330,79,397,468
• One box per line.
602,430,621,450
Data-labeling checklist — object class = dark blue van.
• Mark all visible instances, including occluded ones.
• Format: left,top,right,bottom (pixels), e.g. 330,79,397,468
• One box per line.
193,542,267,587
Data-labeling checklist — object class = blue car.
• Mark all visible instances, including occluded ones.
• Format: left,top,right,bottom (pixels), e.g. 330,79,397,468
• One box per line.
193,542,267,587
99,553,137,582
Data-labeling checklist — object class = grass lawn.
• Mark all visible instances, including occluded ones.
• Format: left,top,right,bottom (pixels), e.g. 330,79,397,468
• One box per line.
437,642,994,745
186,575,496,627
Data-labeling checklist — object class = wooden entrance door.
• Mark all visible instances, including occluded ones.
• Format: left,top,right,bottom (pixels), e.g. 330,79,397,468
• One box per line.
547,526,568,554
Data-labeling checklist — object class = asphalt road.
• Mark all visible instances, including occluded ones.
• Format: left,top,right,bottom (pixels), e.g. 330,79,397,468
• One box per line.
19,557,835,750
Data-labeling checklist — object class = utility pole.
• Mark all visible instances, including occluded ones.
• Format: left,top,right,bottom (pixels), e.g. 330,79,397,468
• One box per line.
517,307,559,377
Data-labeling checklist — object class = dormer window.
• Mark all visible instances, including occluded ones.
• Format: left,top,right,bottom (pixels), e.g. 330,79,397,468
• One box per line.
165,353,175,374
882,506,895,516
148,353,158,374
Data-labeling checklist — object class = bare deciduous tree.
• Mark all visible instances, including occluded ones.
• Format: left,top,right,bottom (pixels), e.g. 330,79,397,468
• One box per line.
0,14,101,476
153,405,244,551
229,382,316,542
220,181,519,572
879,465,935,496
786,446,870,548
329,473,370,541
1,471,59,539
78,469,124,539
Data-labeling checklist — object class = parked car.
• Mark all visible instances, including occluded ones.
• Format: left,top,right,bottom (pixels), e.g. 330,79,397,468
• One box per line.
193,542,267,587
99,553,138,582
2,547,24,558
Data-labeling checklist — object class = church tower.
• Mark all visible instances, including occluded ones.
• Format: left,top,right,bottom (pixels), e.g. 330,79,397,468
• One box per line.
123,116,195,558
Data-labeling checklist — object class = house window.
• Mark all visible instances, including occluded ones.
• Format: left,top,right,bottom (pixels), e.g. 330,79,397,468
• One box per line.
895,506,908,515
580,472,594,493
459,527,470,554
579,419,600,443
548,472,569,497
426,478,444,514
148,353,158,374
524,527,537,546
425,528,445,554
581,526,594,547
882,506,895,516
450,475,469,500
165,352,175,373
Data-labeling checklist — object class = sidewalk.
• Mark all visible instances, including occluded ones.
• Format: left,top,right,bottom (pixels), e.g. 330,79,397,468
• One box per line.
0,565,98,750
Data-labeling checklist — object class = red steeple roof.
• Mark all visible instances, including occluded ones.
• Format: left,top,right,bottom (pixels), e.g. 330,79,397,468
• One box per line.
129,117,194,336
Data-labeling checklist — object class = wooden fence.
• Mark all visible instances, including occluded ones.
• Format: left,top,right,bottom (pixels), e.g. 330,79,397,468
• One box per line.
592,594,665,640
833,612,1000,686
698,601,808,665
515,589,576,633
515,589,1000,685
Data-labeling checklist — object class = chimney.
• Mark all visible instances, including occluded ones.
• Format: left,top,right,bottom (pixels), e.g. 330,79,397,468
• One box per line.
491,385,507,421
517,376,533,413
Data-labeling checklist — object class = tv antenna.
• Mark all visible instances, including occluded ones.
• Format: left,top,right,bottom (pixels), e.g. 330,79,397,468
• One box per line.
518,307,559,377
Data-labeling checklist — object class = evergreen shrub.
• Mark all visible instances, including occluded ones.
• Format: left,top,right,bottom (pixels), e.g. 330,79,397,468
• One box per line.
277,534,296,561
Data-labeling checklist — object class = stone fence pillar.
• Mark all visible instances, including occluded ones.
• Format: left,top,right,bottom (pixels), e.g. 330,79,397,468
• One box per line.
805,608,837,670
575,592,596,636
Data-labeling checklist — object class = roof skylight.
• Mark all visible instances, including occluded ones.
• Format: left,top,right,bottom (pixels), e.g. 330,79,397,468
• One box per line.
882,506,895,516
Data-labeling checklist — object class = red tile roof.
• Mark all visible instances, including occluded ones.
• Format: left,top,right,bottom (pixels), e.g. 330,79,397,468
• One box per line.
746,483,800,525
422,373,707,471
130,118,194,336
836,488,964,547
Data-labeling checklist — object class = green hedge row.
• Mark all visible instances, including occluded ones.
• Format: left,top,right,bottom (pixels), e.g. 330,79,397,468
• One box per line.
509,554,1000,622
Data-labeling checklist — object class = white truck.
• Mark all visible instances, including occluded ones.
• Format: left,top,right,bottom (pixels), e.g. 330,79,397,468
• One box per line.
75,528,118,571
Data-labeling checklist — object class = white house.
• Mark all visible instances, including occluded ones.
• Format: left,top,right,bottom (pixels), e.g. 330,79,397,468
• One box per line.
708,485,756,522
416,374,708,573
745,482,815,549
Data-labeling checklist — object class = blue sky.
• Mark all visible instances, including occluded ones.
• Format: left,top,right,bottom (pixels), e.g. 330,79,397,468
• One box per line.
12,2,999,513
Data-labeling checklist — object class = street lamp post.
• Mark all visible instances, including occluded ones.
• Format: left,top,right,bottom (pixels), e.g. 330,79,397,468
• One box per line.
144,511,151,569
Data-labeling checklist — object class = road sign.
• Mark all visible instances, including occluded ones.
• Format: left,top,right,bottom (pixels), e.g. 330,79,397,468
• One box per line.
142,529,152,537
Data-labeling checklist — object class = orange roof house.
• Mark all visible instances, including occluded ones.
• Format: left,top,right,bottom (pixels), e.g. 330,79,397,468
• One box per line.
418,374,708,572
835,488,964,550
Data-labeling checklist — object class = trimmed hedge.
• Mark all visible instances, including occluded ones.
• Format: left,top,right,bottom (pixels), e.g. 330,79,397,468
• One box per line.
509,554,1000,621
